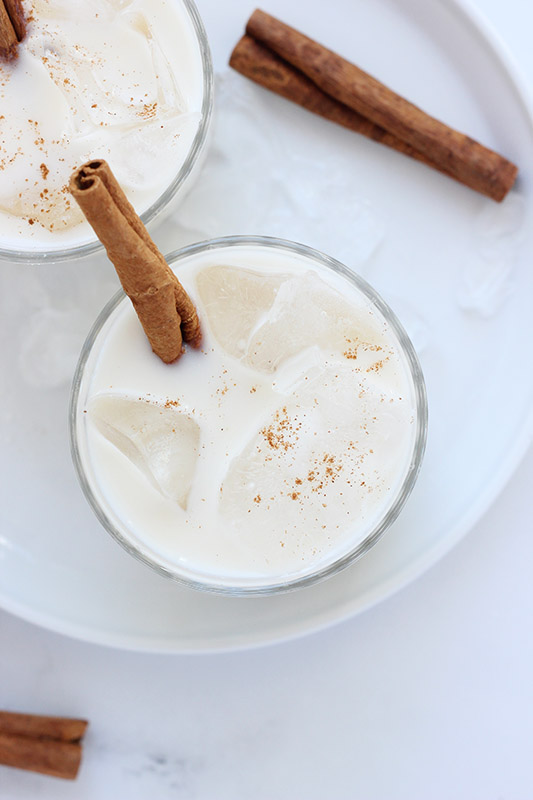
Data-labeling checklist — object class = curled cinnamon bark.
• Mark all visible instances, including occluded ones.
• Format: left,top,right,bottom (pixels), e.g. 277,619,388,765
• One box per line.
0,0,26,60
242,9,518,202
0,711,87,742
0,711,88,780
230,35,457,179
3,0,25,40
70,160,202,363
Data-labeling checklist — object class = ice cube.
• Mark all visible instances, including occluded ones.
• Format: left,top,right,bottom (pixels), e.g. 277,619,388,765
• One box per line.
219,361,411,563
196,266,391,376
31,0,128,22
475,192,525,261
457,254,514,318
175,73,282,238
18,309,87,389
263,156,385,268
174,70,385,263
89,394,200,510
0,157,85,233
246,271,388,373
195,265,287,360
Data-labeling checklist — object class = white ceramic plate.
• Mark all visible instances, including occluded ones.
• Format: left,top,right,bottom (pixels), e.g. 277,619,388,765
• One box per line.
1,0,532,653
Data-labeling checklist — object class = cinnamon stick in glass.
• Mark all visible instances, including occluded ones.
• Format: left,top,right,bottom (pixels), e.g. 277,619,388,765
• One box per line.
3,0,25,40
70,160,201,363
0,711,88,780
0,0,26,60
245,9,518,201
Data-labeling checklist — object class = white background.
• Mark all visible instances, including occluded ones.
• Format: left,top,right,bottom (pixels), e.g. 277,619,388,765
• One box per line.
1,0,532,797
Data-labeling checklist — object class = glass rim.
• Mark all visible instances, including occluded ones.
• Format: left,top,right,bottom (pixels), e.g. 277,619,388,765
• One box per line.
70,235,428,597
0,0,214,265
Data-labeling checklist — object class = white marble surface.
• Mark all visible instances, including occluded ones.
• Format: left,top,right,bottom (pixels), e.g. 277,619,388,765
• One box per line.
1,0,533,797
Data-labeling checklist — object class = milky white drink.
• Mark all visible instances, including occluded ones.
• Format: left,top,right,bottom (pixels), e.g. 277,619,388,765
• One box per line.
73,240,425,592
0,0,207,252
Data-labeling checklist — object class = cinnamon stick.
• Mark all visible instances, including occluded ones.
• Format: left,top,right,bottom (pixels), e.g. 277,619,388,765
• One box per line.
0,0,26,60
0,712,88,780
0,733,83,780
230,35,458,179
245,9,518,201
0,711,88,742
70,160,202,362
3,0,25,40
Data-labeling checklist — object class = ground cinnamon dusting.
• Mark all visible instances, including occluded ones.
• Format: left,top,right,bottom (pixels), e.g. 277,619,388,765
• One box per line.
366,358,389,373
260,406,302,452
163,398,180,408
343,338,385,360
138,101,158,119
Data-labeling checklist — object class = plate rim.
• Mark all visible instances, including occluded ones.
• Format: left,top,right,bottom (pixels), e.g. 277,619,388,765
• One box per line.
1,0,532,653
